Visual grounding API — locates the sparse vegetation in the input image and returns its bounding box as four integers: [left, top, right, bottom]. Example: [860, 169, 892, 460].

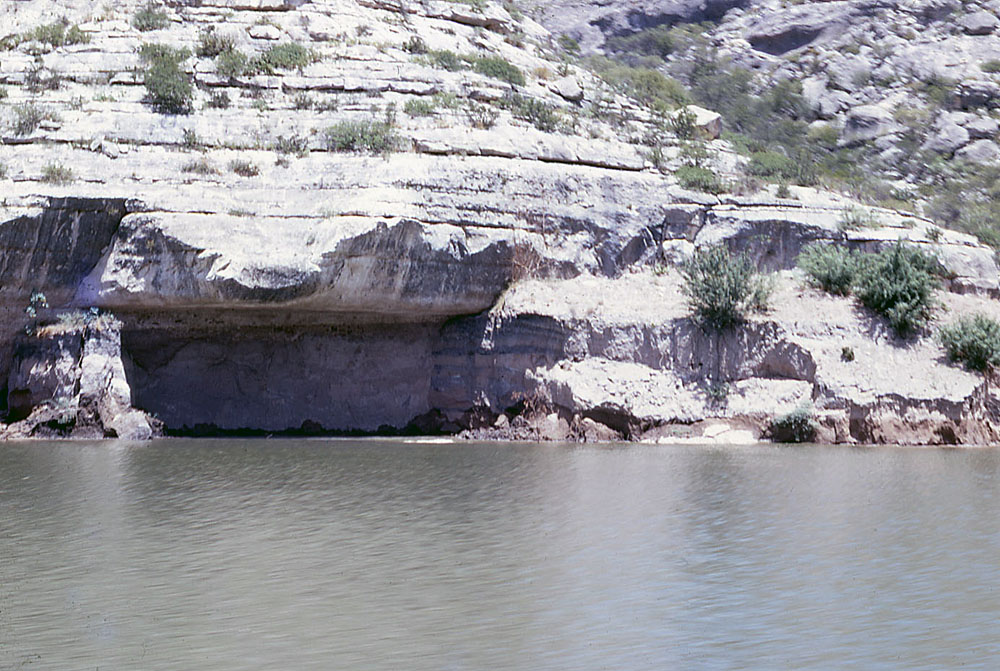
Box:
[215, 49, 249, 79]
[139, 43, 193, 114]
[228, 159, 260, 177]
[403, 98, 436, 116]
[272, 134, 309, 156]
[206, 91, 231, 109]
[768, 404, 817, 443]
[249, 43, 318, 75]
[680, 244, 771, 329]
[938, 314, 1000, 373]
[838, 205, 881, 231]
[26, 19, 90, 47]
[40, 163, 74, 184]
[12, 103, 46, 136]
[133, 2, 170, 32]
[499, 93, 560, 132]
[182, 157, 218, 174]
[472, 55, 525, 86]
[465, 102, 499, 129]
[675, 165, 724, 194]
[181, 128, 200, 149]
[196, 27, 236, 58]
[324, 115, 399, 154]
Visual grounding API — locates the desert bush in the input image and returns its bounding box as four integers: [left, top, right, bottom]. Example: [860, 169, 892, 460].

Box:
[26, 63, 62, 92]
[838, 205, 881, 231]
[133, 2, 170, 31]
[747, 150, 797, 179]
[324, 116, 399, 153]
[938, 314, 1000, 372]
[40, 163, 74, 184]
[403, 98, 436, 116]
[249, 43, 317, 74]
[420, 49, 464, 71]
[215, 49, 249, 79]
[593, 60, 689, 111]
[667, 107, 698, 139]
[12, 102, 45, 136]
[680, 244, 771, 329]
[853, 241, 939, 337]
[228, 159, 259, 177]
[139, 43, 193, 113]
[272, 134, 309, 156]
[797, 243, 858, 296]
[499, 93, 559, 132]
[182, 157, 218, 174]
[472, 55, 525, 86]
[768, 404, 817, 443]
[982, 60, 1000, 74]
[27, 20, 90, 47]
[675, 165, 724, 193]
[292, 93, 314, 110]
[0, 163, 7, 179]
[206, 91, 231, 109]
[196, 27, 235, 58]
[465, 102, 499, 129]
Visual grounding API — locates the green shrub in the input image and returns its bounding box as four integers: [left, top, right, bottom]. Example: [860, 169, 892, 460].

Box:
[228, 159, 259, 177]
[206, 91, 230, 109]
[499, 93, 559, 132]
[797, 243, 858, 296]
[982, 60, 1000, 74]
[675, 165, 725, 193]
[747, 150, 797, 179]
[853, 241, 939, 337]
[403, 98, 436, 116]
[465, 102, 499, 129]
[272, 134, 309, 156]
[680, 245, 771, 329]
[139, 43, 193, 113]
[215, 49, 248, 78]
[292, 93, 314, 110]
[473, 55, 525, 86]
[27, 20, 90, 47]
[938, 314, 1000, 372]
[667, 107, 698, 139]
[40, 163, 74, 184]
[249, 43, 317, 74]
[196, 27, 235, 58]
[12, 102, 45, 136]
[768, 404, 817, 443]
[422, 49, 465, 71]
[324, 117, 399, 153]
[181, 128, 200, 149]
[133, 2, 170, 31]
[593, 61, 689, 111]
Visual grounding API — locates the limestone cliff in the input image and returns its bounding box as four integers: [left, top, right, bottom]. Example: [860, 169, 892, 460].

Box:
[1, 0, 999, 443]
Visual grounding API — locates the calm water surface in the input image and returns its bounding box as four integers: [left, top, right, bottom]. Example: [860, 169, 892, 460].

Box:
[1, 439, 998, 670]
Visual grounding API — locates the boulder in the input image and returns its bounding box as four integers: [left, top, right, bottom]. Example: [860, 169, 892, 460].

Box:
[958, 10, 998, 35]
[958, 79, 1000, 110]
[964, 116, 1000, 139]
[841, 105, 899, 145]
[955, 139, 1000, 163]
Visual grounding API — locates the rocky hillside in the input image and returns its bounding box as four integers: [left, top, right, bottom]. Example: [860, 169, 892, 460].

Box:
[1, 0, 999, 444]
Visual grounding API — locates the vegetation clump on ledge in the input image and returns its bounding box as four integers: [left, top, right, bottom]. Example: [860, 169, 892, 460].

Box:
[680, 245, 771, 330]
[139, 43, 193, 114]
[938, 314, 1000, 373]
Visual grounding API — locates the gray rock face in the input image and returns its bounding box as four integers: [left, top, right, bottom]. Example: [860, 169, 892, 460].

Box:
[955, 138, 1000, 163]
[533, 0, 749, 51]
[959, 10, 998, 35]
[841, 105, 899, 145]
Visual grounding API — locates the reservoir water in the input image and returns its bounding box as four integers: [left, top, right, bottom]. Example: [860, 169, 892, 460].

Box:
[2, 439, 998, 670]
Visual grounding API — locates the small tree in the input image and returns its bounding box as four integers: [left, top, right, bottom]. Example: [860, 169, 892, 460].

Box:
[681, 245, 771, 329]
